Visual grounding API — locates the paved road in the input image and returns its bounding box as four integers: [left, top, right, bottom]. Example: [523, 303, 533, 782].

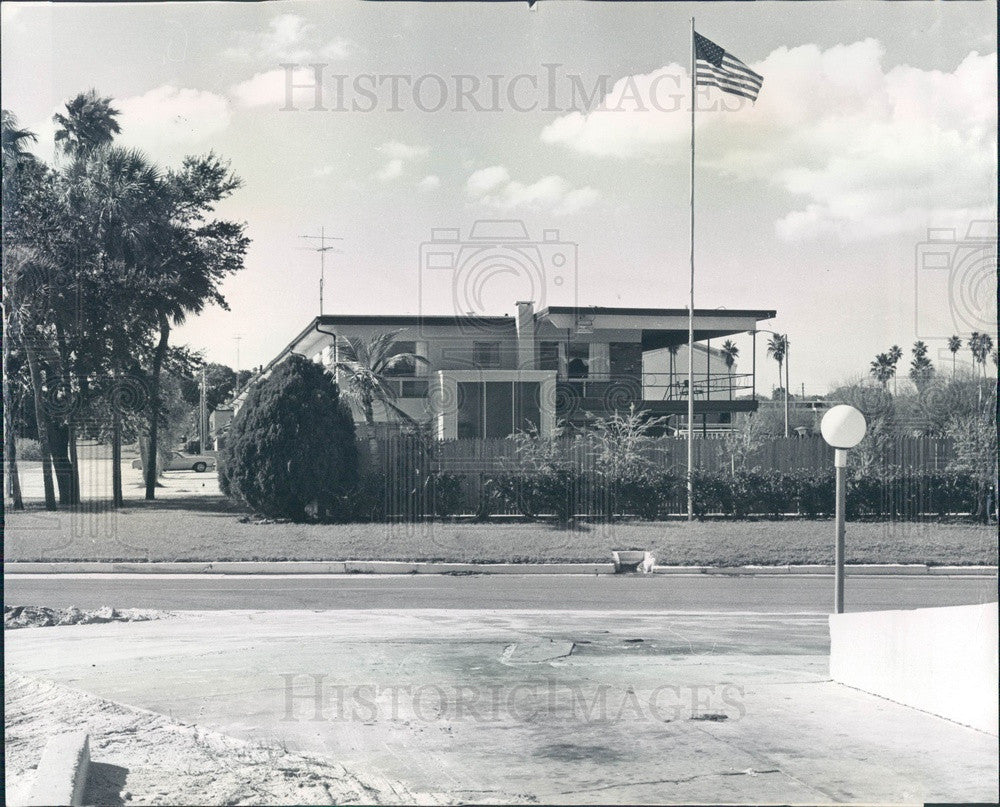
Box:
[5, 573, 996, 612]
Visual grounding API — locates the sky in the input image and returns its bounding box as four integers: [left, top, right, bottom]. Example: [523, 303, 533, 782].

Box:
[2, 0, 996, 394]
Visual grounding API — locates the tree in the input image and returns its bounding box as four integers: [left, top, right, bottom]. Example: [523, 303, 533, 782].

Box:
[53, 90, 121, 157]
[334, 331, 429, 427]
[219, 355, 358, 521]
[666, 344, 679, 400]
[766, 334, 787, 392]
[869, 353, 895, 389]
[1, 109, 38, 509]
[947, 335, 962, 380]
[969, 332, 994, 378]
[887, 344, 903, 394]
[720, 339, 739, 400]
[908, 340, 934, 391]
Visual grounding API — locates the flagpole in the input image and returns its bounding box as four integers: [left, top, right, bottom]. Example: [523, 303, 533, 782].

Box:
[687, 17, 696, 522]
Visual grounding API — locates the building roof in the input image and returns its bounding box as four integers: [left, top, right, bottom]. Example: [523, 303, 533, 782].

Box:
[538, 305, 777, 320]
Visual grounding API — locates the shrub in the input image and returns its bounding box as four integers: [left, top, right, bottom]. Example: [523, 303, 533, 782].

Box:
[14, 437, 42, 462]
[430, 473, 464, 518]
[219, 355, 358, 521]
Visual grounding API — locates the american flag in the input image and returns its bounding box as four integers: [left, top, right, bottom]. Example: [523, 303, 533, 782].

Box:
[695, 32, 763, 102]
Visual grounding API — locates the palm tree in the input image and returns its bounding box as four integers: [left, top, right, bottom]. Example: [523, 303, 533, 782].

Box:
[666, 344, 679, 400]
[1, 110, 37, 510]
[720, 339, 739, 400]
[53, 90, 121, 158]
[766, 334, 787, 394]
[887, 344, 902, 394]
[869, 353, 894, 389]
[969, 332, 993, 377]
[909, 340, 934, 391]
[947, 335, 962, 380]
[334, 331, 430, 428]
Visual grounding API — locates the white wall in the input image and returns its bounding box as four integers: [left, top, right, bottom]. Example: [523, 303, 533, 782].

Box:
[829, 603, 998, 735]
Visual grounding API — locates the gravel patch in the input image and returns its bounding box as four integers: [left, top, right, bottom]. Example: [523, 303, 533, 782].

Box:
[4, 606, 171, 630]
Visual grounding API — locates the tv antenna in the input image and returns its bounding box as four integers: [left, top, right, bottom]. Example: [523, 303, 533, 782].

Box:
[299, 227, 344, 315]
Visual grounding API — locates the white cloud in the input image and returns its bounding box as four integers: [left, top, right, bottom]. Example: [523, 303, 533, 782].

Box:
[232, 68, 293, 108]
[34, 86, 231, 159]
[466, 165, 599, 216]
[313, 165, 336, 178]
[380, 141, 428, 160]
[418, 175, 441, 191]
[375, 159, 404, 182]
[117, 86, 231, 148]
[466, 165, 511, 196]
[542, 41, 997, 239]
[225, 13, 352, 63]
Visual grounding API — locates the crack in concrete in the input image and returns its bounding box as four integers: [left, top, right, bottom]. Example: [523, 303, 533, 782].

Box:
[558, 767, 782, 794]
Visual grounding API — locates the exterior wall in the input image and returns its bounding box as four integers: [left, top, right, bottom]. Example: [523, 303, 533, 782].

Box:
[829, 603, 999, 735]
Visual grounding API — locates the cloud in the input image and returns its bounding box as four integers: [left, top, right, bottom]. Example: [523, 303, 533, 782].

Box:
[117, 86, 231, 148]
[34, 86, 231, 160]
[375, 159, 404, 182]
[225, 13, 351, 63]
[466, 165, 599, 216]
[380, 141, 428, 160]
[541, 41, 997, 239]
[313, 165, 336, 178]
[418, 175, 441, 191]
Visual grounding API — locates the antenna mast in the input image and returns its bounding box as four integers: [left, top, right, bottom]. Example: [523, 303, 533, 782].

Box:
[299, 227, 344, 315]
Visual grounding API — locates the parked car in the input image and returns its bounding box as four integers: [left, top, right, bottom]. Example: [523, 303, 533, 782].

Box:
[131, 451, 216, 472]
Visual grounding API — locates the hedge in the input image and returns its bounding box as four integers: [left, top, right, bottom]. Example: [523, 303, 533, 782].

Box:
[338, 468, 987, 522]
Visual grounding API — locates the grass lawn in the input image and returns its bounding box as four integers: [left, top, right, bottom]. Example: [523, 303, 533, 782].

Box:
[3, 497, 997, 565]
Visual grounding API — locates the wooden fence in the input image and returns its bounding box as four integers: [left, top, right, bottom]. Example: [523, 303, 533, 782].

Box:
[361, 435, 957, 475]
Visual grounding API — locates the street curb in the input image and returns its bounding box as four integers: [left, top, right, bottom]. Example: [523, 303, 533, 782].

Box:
[26, 731, 90, 807]
[4, 561, 997, 576]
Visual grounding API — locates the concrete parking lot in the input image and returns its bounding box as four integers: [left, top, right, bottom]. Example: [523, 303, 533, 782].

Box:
[5, 609, 997, 804]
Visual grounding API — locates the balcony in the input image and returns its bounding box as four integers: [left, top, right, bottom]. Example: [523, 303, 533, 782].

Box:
[555, 372, 758, 421]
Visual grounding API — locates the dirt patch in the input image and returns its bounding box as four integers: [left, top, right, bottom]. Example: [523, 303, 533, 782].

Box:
[4, 606, 171, 630]
[4, 674, 466, 805]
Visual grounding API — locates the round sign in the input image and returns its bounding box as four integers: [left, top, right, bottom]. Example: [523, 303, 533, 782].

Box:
[820, 405, 867, 449]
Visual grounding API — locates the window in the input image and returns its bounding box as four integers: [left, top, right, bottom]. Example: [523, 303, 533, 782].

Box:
[567, 342, 589, 379]
[609, 342, 642, 378]
[539, 341, 559, 371]
[473, 341, 501, 369]
[384, 341, 417, 376]
[456, 381, 541, 438]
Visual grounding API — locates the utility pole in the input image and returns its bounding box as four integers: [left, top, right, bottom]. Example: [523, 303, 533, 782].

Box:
[199, 365, 208, 451]
[299, 228, 344, 315]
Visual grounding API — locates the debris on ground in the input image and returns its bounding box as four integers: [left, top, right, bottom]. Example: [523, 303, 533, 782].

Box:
[4, 606, 171, 630]
[4, 674, 472, 805]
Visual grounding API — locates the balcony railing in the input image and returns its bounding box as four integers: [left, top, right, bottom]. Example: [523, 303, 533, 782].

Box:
[558, 372, 754, 404]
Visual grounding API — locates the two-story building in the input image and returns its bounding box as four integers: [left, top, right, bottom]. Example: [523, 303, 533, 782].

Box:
[247, 301, 776, 438]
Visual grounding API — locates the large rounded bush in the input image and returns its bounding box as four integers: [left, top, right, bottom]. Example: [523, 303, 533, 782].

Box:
[219, 355, 358, 520]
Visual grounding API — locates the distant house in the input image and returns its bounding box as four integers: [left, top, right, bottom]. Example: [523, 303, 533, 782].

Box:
[251, 302, 776, 439]
[208, 406, 233, 450]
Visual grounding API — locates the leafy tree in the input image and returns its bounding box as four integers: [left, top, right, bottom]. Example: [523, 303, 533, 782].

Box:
[219, 355, 358, 521]
[946, 384, 998, 523]
[334, 330, 429, 427]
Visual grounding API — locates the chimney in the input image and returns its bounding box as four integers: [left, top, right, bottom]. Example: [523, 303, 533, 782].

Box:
[515, 301, 536, 370]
